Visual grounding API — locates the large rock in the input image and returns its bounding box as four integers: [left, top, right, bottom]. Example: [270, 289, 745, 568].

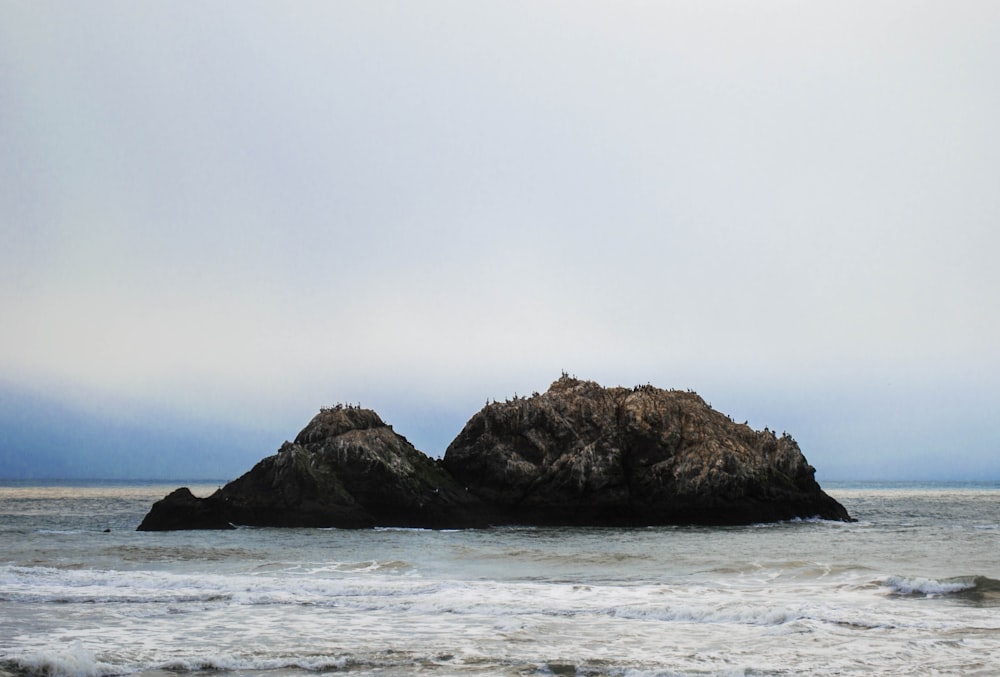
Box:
[138, 377, 852, 530]
[442, 375, 852, 525]
[138, 406, 488, 531]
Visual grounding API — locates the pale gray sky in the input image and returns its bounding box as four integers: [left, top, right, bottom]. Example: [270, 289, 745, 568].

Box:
[2, 1, 998, 479]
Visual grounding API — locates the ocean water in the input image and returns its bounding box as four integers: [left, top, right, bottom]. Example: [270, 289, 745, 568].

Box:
[1, 482, 999, 676]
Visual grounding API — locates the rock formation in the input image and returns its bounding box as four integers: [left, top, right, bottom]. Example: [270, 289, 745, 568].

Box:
[138, 406, 488, 530]
[137, 376, 851, 530]
[442, 375, 851, 525]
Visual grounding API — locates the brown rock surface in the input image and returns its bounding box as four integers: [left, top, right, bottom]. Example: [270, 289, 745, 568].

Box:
[442, 375, 852, 525]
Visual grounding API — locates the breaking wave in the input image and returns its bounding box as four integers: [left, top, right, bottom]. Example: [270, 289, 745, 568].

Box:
[882, 575, 1000, 603]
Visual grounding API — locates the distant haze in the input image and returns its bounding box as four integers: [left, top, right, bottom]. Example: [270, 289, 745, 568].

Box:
[2, 2, 998, 481]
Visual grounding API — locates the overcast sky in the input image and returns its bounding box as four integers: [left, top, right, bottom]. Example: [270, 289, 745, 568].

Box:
[2, 1, 998, 480]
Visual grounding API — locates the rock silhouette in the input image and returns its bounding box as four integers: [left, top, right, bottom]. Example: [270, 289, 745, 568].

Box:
[442, 375, 852, 525]
[139, 405, 487, 530]
[138, 376, 851, 530]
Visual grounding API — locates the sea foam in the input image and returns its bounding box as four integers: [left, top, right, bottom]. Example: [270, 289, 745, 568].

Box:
[882, 575, 981, 597]
[16, 643, 112, 677]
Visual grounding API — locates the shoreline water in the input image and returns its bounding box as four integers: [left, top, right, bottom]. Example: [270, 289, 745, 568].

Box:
[2, 481, 999, 675]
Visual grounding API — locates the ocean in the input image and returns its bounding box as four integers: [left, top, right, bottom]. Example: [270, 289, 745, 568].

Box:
[1, 482, 998, 676]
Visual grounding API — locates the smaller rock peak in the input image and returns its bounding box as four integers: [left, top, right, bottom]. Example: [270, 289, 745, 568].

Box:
[549, 372, 600, 393]
[294, 405, 386, 445]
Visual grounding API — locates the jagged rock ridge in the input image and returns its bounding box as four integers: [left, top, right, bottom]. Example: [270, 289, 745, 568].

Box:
[138, 405, 488, 530]
[442, 375, 851, 525]
[137, 377, 851, 530]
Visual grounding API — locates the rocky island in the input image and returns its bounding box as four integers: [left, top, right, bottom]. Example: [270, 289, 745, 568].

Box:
[138, 375, 852, 530]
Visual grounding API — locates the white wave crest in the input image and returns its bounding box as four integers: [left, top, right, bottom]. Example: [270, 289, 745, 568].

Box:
[15, 642, 114, 677]
[882, 575, 977, 597]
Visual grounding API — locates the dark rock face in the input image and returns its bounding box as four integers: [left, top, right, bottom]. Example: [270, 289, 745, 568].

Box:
[137, 406, 488, 531]
[139, 487, 235, 531]
[137, 377, 852, 530]
[442, 376, 852, 525]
